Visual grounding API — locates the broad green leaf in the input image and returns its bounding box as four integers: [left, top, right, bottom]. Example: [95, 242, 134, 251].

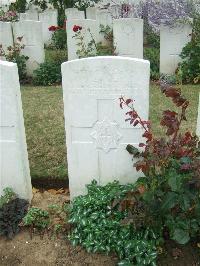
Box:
[172, 228, 190, 244]
[161, 192, 178, 211]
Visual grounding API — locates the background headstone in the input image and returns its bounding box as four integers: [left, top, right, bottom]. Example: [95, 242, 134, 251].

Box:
[62, 56, 150, 198]
[65, 8, 85, 20]
[86, 7, 97, 20]
[160, 21, 193, 75]
[19, 10, 39, 21]
[0, 60, 32, 201]
[13, 21, 45, 75]
[197, 94, 200, 137]
[0, 22, 13, 51]
[39, 9, 58, 44]
[113, 18, 143, 58]
[67, 19, 99, 61]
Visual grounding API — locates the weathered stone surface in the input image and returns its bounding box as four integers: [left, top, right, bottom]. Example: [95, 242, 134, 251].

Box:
[160, 22, 192, 75]
[197, 94, 200, 137]
[0, 60, 32, 201]
[0, 22, 13, 50]
[19, 10, 39, 21]
[65, 8, 85, 20]
[67, 19, 99, 61]
[39, 9, 58, 44]
[62, 56, 150, 198]
[13, 21, 45, 75]
[113, 18, 143, 58]
[86, 7, 97, 20]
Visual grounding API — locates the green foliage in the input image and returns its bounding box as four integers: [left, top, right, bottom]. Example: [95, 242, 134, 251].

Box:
[144, 47, 160, 80]
[23, 207, 50, 230]
[0, 188, 15, 208]
[33, 48, 67, 86]
[50, 28, 67, 50]
[9, 0, 27, 13]
[0, 188, 29, 239]
[0, 38, 28, 82]
[33, 62, 62, 86]
[178, 15, 200, 84]
[69, 180, 161, 265]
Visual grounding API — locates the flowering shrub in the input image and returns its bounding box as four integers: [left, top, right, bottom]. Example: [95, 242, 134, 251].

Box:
[48, 24, 67, 49]
[72, 25, 97, 58]
[0, 10, 18, 22]
[73, 24, 114, 58]
[73, 25, 82, 32]
[0, 37, 28, 82]
[119, 83, 200, 245]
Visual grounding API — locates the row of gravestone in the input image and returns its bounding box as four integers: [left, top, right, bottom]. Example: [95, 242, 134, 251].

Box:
[19, 6, 194, 75]
[0, 57, 200, 201]
[0, 5, 194, 76]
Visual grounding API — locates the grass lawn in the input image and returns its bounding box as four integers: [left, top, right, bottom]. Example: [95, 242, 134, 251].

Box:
[21, 84, 200, 181]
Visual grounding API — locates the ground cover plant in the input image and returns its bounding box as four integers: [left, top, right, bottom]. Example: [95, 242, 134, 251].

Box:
[0, 188, 29, 239]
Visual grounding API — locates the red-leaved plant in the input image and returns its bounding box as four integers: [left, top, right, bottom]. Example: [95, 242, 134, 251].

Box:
[119, 84, 200, 245]
[120, 84, 200, 179]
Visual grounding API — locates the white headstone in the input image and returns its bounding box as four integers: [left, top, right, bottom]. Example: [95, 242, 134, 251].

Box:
[19, 10, 39, 21]
[0, 22, 13, 51]
[39, 9, 58, 44]
[13, 21, 45, 75]
[67, 19, 99, 61]
[86, 7, 97, 20]
[0, 60, 32, 201]
[160, 22, 193, 75]
[62, 56, 150, 199]
[113, 18, 143, 58]
[196, 94, 200, 137]
[65, 8, 85, 20]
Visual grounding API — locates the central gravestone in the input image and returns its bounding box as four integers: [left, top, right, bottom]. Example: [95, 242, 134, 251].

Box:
[62, 56, 150, 198]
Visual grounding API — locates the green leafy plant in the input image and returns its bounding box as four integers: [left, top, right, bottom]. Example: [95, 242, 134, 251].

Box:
[9, 0, 27, 13]
[120, 83, 200, 245]
[23, 207, 50, 234]
[144, 47, 160, 80]
[69, 180, 161, 265]
[33, 62, 62, 85]
[0, 188, 29, 239]
[0, 188, 15, 208]
[0, 37, 28, 82]
[178, 14, 200, 84]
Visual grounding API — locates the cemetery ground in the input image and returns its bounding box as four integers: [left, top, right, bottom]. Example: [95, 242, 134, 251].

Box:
[0, 189, 199, 266]
[21, 83, 200, 182]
